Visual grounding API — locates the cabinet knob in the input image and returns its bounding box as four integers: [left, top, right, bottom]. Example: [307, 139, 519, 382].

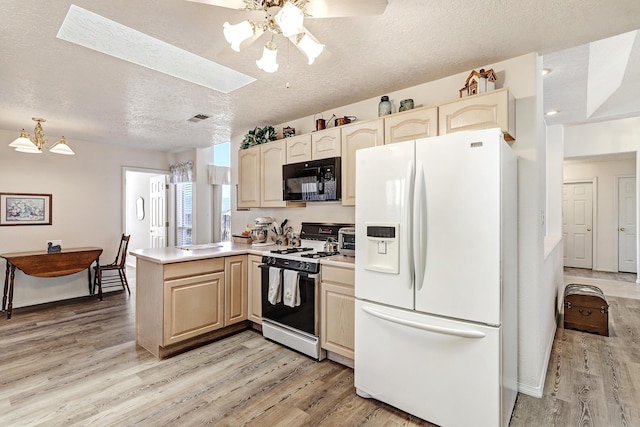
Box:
[620, 227, 626, 231]
[586, 228, 591, 231]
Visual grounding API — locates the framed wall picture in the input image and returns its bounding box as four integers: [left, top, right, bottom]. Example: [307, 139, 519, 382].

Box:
[0, 193, 52, 226]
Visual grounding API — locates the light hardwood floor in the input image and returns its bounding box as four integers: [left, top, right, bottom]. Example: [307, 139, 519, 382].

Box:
[2, 268, 639, 426]
[511, 269, 640, 426]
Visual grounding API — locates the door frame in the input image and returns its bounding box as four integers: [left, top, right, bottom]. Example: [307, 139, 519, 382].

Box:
[563, 178, 598, 269]
[615, 174, 637, 273]
[122, 167, 172, 260]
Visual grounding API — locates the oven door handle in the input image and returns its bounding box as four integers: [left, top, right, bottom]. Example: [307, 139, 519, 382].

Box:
[259, 264, 319, 279]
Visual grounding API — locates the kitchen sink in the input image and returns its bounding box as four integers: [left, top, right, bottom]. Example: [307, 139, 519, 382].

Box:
[176, 243, 223, 250]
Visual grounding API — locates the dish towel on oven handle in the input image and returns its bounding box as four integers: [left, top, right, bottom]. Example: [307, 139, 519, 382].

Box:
[283, 269, 300, 307]
[268, 267, 282, 304]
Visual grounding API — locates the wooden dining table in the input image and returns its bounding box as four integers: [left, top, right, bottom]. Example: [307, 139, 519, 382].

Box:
[0, 247, 103, 319]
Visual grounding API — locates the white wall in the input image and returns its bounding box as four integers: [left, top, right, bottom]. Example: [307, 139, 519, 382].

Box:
[564, 116, 640, 277]
[229, 52, 558, 397]
[564, 156, 636, 271]
[125, 170, 168, 266]
[0, 129, 169, 307]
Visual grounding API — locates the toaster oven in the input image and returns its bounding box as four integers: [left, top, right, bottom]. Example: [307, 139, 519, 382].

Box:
[338, 227, 356, 257]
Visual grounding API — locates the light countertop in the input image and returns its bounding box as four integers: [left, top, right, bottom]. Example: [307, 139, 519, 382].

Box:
[131, 243, 357, 269]
[321, 255, 355, 269]
[130, 242, 274, 264]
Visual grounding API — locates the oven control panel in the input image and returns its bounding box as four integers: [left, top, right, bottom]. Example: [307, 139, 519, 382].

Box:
[262, 256, 320, 274]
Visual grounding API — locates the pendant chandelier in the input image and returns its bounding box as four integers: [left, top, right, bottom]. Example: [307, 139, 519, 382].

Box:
[222, 1, 324, 73]
[9, 118, 75, 155]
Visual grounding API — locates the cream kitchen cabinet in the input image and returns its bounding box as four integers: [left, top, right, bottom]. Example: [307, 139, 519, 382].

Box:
[320, 264, 355, 361]
[311, 127, 341, 160]
[285, 128, 341, 164]
[384, 106, 438, 144]
[341, 119, 384, 206]
[285, 134, 312, 163]
[238, 140, 287, 208]
[224, 255, 248, 326]
[162, 258, 225, 347]
[136, 255, 254, 358]
[438, 88, 515, 142]
[247, 254, 263, 324]
[237, 145, 261, 208]
[260, 140, 287, 207]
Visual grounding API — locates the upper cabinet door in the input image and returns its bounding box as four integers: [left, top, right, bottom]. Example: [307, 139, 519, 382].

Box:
[260, 140, 287, 207]
[238, 145, 261, 208]
[286, 134, 312, 163]
[438, 88, 515, 142]
[384, 106, 438, 144]
[312, 128, 341, 160]
[341, 119, 384, 206]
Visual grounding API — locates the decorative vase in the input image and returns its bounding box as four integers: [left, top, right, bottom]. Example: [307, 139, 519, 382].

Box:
[378, 96, 392, 116]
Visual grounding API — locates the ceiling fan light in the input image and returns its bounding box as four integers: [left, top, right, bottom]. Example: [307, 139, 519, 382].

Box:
[296, 33, 324, 65]
[223, 20, 254, 52]
[9, 130, 37, 149]
[275, 2, 305, 37]
[49, 136, 75, 155]
[256, 42, 279, 73]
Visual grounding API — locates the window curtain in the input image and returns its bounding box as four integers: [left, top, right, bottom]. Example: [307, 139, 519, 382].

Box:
[207, 165, 230, 185]
[170, 161, 193, 184]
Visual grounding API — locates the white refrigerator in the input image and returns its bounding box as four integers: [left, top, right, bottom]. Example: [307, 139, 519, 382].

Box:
[354, 128, 518, 427]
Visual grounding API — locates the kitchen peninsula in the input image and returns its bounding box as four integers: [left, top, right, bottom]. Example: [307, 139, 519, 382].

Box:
[131, 242, 267, 358]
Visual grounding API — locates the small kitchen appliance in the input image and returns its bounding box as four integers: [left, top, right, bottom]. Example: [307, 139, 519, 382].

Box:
[282, 157, 341, 202]
[250, 217, 274, 245]
[338, 226, 356, 257]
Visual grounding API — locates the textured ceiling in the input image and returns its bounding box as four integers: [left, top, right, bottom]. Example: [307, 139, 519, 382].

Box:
[1, 0, 640, 152]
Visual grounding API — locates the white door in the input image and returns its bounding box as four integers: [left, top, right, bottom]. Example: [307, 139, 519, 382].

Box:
[415, 129, 503, 326]
[355, 300, 501, 427]
[618, 176, 637, 273]
[355, 141, 415, 310]
[150, 175, 167, 248]
[563, 182, 593, 269]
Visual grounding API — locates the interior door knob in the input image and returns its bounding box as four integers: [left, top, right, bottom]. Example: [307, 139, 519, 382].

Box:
[620, 227, 626, 231]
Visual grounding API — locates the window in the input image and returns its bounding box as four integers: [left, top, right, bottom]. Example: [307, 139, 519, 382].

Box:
[214, 143, 231, 241]
[176, 182, 193, 246]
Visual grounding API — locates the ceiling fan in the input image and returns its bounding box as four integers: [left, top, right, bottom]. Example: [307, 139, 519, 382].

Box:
[187, 0, 389, 72]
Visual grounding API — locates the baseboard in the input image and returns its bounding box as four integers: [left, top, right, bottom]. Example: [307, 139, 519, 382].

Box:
[517, 321, 557, 398]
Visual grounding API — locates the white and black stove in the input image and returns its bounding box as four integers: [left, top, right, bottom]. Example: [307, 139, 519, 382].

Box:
[261, 222, 350, 272]
[260, 222, 353, 360]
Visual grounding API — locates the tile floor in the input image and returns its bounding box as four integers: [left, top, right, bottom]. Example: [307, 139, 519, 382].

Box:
[563, 267, 640, 300]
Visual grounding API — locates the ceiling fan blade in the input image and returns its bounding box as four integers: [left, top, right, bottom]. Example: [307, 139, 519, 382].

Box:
[184, 0, 246, 10]
[305, 0, 388, 18]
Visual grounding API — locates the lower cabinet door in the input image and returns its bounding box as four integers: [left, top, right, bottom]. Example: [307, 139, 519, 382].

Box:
[247, 254, 263, 323]
[163, 272, 224, 345]
[225, 255, 248, 326]
[321, 282, 355, 359]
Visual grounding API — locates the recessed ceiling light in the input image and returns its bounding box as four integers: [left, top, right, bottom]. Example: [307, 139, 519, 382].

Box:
[542, 68, 552, 76]
[56, 5, 255, 94]
[545, 110, 559, 116]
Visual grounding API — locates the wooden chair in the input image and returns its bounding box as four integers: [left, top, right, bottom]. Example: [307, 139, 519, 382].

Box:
[93, 234, 131, 300]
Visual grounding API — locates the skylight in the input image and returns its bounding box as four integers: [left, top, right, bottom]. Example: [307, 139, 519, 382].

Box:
[56, 4, 256, 94]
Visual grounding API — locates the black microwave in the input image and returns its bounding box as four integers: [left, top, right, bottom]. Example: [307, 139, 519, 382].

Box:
[283, 157, 341, 202]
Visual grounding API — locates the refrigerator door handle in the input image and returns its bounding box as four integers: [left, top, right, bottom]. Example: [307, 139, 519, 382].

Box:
[361, 306, 486, 339]
[406, 161, 415, 288]
[413, 161, 427, 290]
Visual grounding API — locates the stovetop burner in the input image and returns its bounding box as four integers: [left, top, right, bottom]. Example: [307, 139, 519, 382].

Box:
[269, 247, 314, 254]
[300, 251, 340, 259]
